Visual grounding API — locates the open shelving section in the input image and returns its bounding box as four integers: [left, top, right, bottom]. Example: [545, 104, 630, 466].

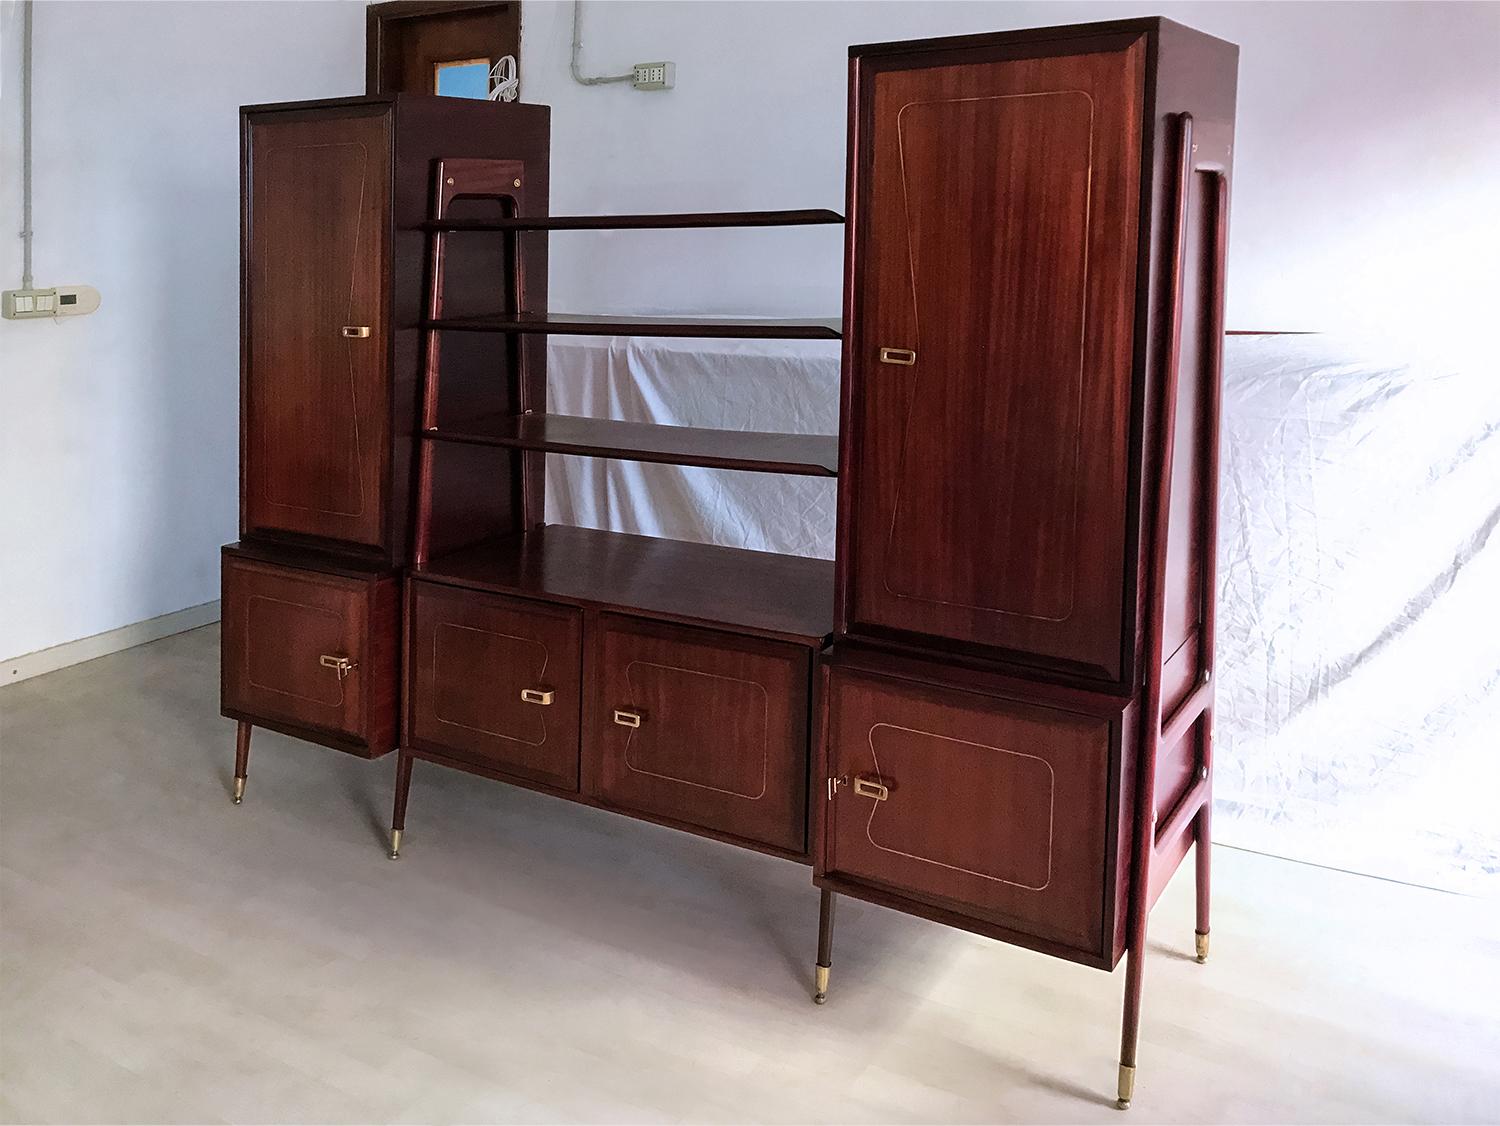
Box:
[423, 413, 838, 477]
[416, 524, 835, 646]
[419, 206, 845, 481]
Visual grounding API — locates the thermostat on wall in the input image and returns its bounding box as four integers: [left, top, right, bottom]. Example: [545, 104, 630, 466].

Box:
[2, 284, 101, 320]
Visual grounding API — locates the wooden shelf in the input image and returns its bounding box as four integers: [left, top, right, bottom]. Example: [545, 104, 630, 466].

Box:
[425, 413, 838, 477]
[418, 208, 844, 232]
[416, 525, 835, 646]
[424, 311, 842, 339]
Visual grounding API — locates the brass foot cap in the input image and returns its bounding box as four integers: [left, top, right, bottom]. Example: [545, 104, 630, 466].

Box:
[1195, 931, 1210, 964]
[232, 777, 246, 804]
[1117, 1064, 1136, 1110]
[813, 963, 830, 1005]
[387, 828, 402, 860]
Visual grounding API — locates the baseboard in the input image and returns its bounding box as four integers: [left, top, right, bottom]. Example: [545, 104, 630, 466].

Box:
[2, 600, 221, 685]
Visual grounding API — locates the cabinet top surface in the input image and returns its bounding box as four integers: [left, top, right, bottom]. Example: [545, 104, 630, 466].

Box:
[849, 16, 1236, 58]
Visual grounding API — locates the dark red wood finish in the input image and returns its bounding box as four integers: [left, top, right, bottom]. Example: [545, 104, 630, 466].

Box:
[821, 18, 1236, 1104]
[239, 93, 550, 565]
[592, 616, 810, 853]
[419, 525, 835, 646]
[408, 581, 583, 790]
[839, 33, 1145, 682]
[426, 311, 842, 339]
[243, 108, 391, 550]
[424, 412, 839, 477]
[221, 549, 399, 757]
[420, 208, 843, 231]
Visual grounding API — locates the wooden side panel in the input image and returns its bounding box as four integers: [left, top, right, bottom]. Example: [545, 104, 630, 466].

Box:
[593, 617, 809, 853]
[844, 37, 1145, 680]
[222, 554, 397, 752]
[409, 582, 582, 790]
[244, 108, 391, 549]
[822, 667, 1115, 955]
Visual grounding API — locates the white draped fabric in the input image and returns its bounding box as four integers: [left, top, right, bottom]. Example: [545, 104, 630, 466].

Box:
[543, 333, 1500, 895]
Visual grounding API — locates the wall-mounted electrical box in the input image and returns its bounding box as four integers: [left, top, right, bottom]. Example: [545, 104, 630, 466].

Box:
[2, 285, 101, 320]
[631, 61, 675, 91]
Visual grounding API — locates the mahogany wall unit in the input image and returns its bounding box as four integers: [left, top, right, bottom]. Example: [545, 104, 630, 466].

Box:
[223, 93, 549, 787]
[221, 16, 1235, 1110]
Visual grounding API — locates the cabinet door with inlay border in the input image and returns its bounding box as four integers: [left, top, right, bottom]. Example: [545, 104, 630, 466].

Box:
[822, 667, 1113, 954]
[244, 107, 391, 550]
[844, 35, 1147, 679]
[221, 553, 397, 754]
[593, 616, 809, 854]
[409, 582, 582, 791]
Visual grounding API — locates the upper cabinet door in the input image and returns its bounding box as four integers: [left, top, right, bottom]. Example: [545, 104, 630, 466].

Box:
[244, 109, 391, 550]
[845, 38, 1146, 680]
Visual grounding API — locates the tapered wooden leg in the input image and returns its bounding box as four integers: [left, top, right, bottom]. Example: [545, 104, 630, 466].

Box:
[1118, 944, 1144, 1109]
[813, 889, 836, 1004]
[232, 721, 251, 804]
[1194, 805, 1212, 963]
[1195, 722, 1214, 963]
[389, 750, 413, 859]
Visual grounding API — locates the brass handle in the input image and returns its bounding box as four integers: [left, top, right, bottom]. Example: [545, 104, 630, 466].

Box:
[519, 688, 554, 706]
[319, 654, 357, 680]
[853, 776, 888, 801]
[341, 325, 371, 338]
[879, 347, 916, 366]
[613, 709, 642, 729]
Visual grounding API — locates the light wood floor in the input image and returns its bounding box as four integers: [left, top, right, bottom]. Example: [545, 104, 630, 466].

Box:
[2, 625, 1497, 1124]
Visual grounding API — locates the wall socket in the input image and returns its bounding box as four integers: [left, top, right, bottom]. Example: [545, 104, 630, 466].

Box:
[2, 285, 101, 320]
[631, 61, 675, 91]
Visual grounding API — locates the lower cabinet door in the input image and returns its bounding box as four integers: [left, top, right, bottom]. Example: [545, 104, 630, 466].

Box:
[409, 582, 582, 791]
[823, 668, 1112, 955]
[594, 616, 810, 853]
[221, 554, 396, 753]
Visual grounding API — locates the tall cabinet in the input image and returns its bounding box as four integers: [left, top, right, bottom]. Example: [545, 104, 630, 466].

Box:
[820, 19, 1236, 1108]
[222, 94, 549, 785]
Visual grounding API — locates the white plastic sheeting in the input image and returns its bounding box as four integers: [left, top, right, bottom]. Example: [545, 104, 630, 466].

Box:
[544, 334, 1500, 895]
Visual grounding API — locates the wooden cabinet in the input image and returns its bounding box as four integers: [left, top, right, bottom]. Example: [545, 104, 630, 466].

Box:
[221, 549, 398, 756]
[225, 94, 550, 788]
[592, 617, 809, 853]
[238, 94, 551, 563]
[842, 41, 1145, 681]
[821, 667, 1118, 957]
[243, 109, 391, 550]
[408, 581, 582, 790]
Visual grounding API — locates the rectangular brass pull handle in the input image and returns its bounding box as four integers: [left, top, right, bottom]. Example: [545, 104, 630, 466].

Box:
[319, 654, 356, 680]
[519, 688, 555, 706]
[879, 347, 916, 366]
[613, 709, 642, 729]
[341, 325, 371, 338]
[853, 776, 888, 801]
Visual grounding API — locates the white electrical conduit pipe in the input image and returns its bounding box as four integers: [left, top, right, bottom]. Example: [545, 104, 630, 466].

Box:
[570, 0, 632, 86]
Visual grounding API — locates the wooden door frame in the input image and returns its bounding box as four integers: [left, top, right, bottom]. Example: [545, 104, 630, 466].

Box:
[366, 0, 522, 96]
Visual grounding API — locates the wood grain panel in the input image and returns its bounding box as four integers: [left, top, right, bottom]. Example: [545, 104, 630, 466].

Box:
[223, 555, 372, 744]
[409, 581, 582, 790]
[844, 39, 1145, 679]
[823, 667, 1112, 954]
[244, 109, 390, 548]
[593, 617, 809, 853]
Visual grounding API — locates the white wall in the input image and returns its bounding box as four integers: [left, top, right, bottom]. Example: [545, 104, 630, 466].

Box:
[522, 0, 1500, 342]
[0, 1, 364, 662]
